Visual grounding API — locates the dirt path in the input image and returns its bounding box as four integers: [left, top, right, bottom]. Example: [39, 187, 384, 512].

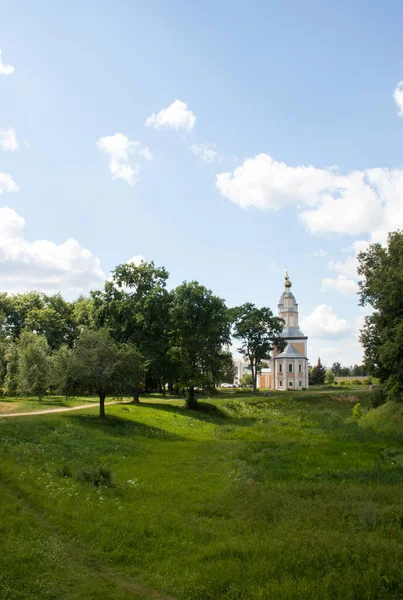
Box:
[0, 400, 130, 418]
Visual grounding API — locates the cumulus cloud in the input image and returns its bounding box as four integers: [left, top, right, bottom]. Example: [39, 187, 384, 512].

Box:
[301, 304, 352, 339]
[0, 207, 105, 296]
[321, 233, 389, 297]
[308, 249, 328, 257]
[216, 153, 403, 237]
[394, 81, 403, 117]
[97, 133, 152, 186]
[190, 143, 218, 164]
[146, 100, 196, 131]
[0, 128, 18, 152]
[0, 173, 19, 193]
[126, 255, 146, 266]
[0, 49, 14, 75]
[321, 275, 358, 297]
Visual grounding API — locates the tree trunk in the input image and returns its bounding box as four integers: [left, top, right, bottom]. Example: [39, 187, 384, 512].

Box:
[251, 359, 257, 393]
[99, 394, 106, 419]
[168, 381, 174, 395]
[186, 385, 198, 409]
[132, 388, 140, 404]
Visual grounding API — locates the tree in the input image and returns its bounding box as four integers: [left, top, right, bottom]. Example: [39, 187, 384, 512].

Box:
[309, 357, 326, 385]
[51, 345, 78, 397]
[92, 261, 171, 392]
[231, 303, 285, 393]
[4, 342, 19, 396]
[66, 329, 121, 419]
[217, 350, 236, 384]
[325, 369, 335, 385]
[169, 281, 230, 408]
[331, 362, 342, 376]
[17, 332, 51, 400]
[241, 373, 253, 387]
[116, 343, 147, 403]
[358, 231, 403, 400]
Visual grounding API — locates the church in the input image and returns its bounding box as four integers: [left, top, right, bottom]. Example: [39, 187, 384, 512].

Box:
[258, 272, 309, 390]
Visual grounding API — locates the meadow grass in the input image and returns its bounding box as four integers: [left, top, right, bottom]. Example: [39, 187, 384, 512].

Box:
[0, 390, 402, 599]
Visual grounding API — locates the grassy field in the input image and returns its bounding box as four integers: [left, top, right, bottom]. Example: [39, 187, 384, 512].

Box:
[1, 389, 403, 600]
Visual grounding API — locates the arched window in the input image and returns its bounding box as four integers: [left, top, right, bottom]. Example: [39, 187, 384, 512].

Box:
[299, 364, 302, 372]
[278, 363, 282, 373]
[279, 380, 283, 387]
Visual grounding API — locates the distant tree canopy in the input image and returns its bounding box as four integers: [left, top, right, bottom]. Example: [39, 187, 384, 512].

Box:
[358, 231, 403, 401]
[0, 262, 291, 415]
[330, 362, 367, 377]
[231, 303, 285, 393]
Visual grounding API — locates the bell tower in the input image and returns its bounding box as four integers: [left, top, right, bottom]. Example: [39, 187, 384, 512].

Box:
[271, 271, 309, 390]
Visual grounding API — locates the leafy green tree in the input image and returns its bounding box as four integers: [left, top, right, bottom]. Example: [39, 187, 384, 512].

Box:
[92, 261, 171, 391]
[0, 291, 43, 339]
[231, 303, 285, 393]
[331, 362, 342, 376]
[116, 343, 147, 403]
[66, 329, 121, 419]
[169, 281, 230, 408]
[241, 373, 253, 387]
[217, 350, 236, 384]
[325, 369, 335, 385]
[4, 342, 19, 396]
[358, 231, 403, 400]
[17, 332, 51, 400]
[309, 357, 326, 385]
[51, 345, 77, 397]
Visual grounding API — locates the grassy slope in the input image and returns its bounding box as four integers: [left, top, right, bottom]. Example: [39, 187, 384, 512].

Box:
[0, 390, 403, 600]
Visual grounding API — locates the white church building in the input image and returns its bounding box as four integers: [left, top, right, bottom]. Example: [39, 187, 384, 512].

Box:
[258, 272, 309, 390]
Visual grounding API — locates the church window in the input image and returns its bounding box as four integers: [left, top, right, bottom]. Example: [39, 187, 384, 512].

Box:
[278, 364, 282, 373]
[279, 380, 283, 387]
[299, 364, 302, 372]
[289, 363, 293, 373]
[299, 380, 302, 387]
[289, 381, 293, 387]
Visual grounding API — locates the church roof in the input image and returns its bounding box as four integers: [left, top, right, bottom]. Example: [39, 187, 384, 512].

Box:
[280, 326, 306, 338]
[275, 343, 304, 359]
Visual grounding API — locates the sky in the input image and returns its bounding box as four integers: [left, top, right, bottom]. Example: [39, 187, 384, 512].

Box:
[1, 0, 403, 367]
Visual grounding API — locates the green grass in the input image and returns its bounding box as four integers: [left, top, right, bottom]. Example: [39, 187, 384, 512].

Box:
[0, 395, 100, 415]
[1, 390, 403, 600]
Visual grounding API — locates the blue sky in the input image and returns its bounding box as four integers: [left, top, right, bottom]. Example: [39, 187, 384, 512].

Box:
[1, 0, 403, 366]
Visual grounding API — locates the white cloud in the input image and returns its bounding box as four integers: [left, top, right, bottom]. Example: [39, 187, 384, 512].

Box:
[216, 153, 403, 237]
[127, 255, 146, 266]
[0, 207, 105, 296]
[308, 249, 328, 257]
[190, 143, 218, 164]
[321, 275, 358, 297]
[146, 100, 196, 131]
[301, 304, 352, 339]
[0, 49, 14, 75]
[0, 173, 19, 194]
[0, 128, 18, 152]
[394, 81, 403, 117]
[97, 133, 152, 186]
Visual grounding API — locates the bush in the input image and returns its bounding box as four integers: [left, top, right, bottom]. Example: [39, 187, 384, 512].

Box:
[74, 465, 113, 487]
[352, 403, 362, 418]
[352, 379, 363, 386]
[371, 386, 387, 408]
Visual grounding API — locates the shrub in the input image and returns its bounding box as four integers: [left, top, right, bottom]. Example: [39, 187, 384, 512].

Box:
[352, 403, 362, 418]
[352, 379, 363, 386]
[74, 465, 113, 487]
[371, 386, 387, 408]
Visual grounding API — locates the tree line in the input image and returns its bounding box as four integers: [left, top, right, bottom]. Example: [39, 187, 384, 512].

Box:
[0, 261, 286, 417]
